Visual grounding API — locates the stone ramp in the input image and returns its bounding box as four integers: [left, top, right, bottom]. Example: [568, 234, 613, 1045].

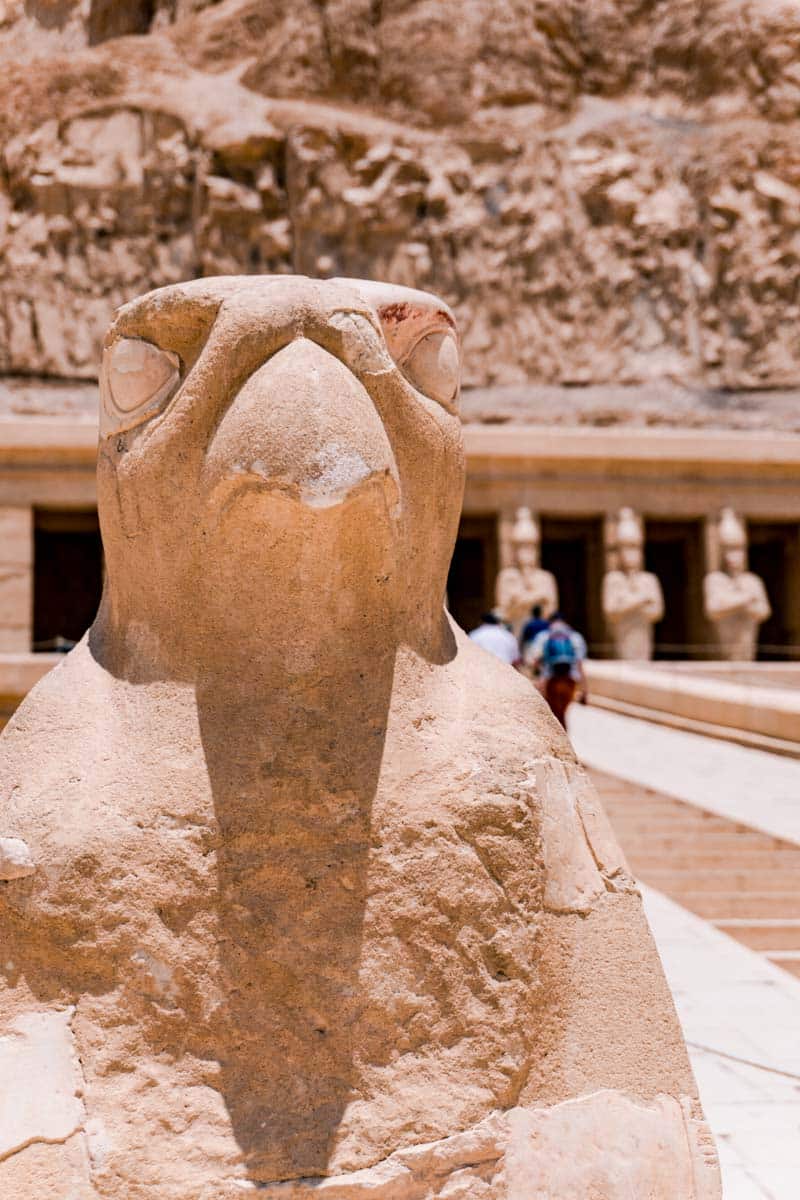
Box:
[639, 885, 800, 1200]
[591, 768, 800, 979]
[568, 703, 800, 847]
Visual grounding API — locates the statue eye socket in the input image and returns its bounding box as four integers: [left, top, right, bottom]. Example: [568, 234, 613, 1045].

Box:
[400, 330, 460, 412]
[100, 337, 181, 437]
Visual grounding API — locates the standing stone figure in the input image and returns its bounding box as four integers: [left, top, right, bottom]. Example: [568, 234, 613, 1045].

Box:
[602, 507, 664, 660]
[704, 508, 770, 661]
[0, 277, 719, 1198]
[495, 506, 558, 635]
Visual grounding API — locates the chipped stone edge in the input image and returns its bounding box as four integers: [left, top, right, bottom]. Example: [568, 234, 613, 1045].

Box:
[230, 1089, 719, 1198]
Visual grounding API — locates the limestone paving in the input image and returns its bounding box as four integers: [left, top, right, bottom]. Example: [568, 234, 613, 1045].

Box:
[569, 706, 800, 1199]
[642, 887, 800, 1200]
[590, 769, 800, 980]
[569, 704, 800, 846]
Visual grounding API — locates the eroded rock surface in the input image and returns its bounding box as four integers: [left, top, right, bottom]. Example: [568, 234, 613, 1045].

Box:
[0, 836, 34, 879]
[2, 2, 800, 392]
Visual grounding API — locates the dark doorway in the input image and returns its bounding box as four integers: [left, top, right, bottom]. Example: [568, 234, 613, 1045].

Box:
[446, 515, 498, 634]
[539, 517, 605, 654]
[644, 519, 705, 659]
[748, 522, 800, 660]
[33, 510, 104, 650]
[88, 0, 155, 44]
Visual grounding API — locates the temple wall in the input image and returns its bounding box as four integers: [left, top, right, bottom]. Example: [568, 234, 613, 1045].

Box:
[0, 507, 32, 652]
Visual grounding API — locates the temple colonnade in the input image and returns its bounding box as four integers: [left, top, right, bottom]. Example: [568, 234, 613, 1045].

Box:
[0, 409, 797, 662]
[450, 425, 800, 661]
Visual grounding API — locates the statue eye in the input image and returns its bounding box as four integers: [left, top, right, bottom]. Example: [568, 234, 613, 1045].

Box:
[100, 337, 181, 437]
[400, 330, 460, 413]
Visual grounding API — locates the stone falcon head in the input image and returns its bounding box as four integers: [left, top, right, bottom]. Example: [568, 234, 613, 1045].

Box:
[95, 276, 465, 675]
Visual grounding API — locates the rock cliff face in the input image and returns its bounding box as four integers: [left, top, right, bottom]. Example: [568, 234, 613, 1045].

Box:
[2, 0, 800, 390]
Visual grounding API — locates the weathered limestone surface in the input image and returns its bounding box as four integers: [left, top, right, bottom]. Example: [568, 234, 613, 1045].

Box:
[3, 2, 800, 392]
[0, 834, 34, 879]
[459, 382, 800, 434]
[0, 507, 32, 652]
[0, 276, 720, 1196]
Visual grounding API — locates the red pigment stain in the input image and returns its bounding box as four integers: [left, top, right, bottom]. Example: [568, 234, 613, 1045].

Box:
[378, 302, 414, 324]
[378, 302, 455, 329]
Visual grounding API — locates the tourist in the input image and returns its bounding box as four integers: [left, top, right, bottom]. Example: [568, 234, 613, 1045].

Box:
[469, 611, 521, 666]
[520, 604, 550, 673]
[530, 613, 588, 728]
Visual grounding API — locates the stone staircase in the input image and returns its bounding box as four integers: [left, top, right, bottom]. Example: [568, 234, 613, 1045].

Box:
[590, 768, 800, 979]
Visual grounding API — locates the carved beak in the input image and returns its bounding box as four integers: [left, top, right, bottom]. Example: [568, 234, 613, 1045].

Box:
[203, 337, 400, 515]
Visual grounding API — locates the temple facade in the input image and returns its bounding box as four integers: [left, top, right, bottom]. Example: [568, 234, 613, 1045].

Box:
[1, 379, 800, 664]
[451, 386, 800, 661]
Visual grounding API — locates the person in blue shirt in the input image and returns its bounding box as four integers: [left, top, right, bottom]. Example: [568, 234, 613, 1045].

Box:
[530, 613, 588, 728]
[520, 605, 550, 674]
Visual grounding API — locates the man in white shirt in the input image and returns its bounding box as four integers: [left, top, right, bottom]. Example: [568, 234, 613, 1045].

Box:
[468, 612, 520, 666]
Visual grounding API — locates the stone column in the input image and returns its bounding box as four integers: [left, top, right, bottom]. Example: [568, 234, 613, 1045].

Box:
[496, 509, 516, 575]
[0, 507, 32, 652]
[703, 514, 721, 576]
[603, 513, 620, 575]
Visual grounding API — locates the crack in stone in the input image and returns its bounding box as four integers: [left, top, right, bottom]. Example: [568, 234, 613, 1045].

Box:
[0, 1124, 84, 1166]
[0, 1004, 92, 1183]
[227, 1110, 507, 1192]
